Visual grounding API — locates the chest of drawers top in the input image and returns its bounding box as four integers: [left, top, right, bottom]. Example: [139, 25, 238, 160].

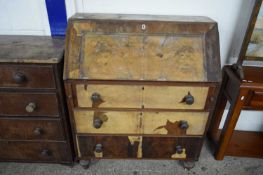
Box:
[0, 35, 64, 64]
[64, 13, 221, 82]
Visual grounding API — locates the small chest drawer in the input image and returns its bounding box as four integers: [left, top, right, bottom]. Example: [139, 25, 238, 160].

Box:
[77, 135, 202, 159]
[0, 118, 65, 140]
[76, 84, 141, 108]
[0, 65, 55, 89]
[0, 141, 71, 162]
[143, 86, 209, 109]
[0, 92, 59, 117]
[74, 110, 208, 136]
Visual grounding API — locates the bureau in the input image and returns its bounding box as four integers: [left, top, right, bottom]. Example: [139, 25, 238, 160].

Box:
[0, 36, 73, 163]
[64, 13, 221, 169]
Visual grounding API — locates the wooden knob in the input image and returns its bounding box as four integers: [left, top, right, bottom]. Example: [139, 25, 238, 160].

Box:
[91, 92, 101, 103]
[175, 145, 183, 154]
[93, 118, 103, 129]
[94, 144, 103, 153]
[33, 127, 43, 136]
[40, 149, 52, 156]
[25, 102, 37, 113]
[179, 120, 189, 129]
[13, 72, 26, 84]
[184, 92, 194, 105]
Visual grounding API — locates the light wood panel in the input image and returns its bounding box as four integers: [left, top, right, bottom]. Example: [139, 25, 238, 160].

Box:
[143, 86, 209, 109]
[74, 110, 141, 134]
[76, 84, 142, 108]
[143, 112, 209, 135]
[77, 34, 206, 81]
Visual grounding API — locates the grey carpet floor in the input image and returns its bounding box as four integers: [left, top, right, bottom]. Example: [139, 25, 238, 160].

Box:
[0, 142, 262, 175]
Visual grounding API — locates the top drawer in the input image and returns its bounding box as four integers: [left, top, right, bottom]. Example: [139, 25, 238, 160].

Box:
[0, 65, 56, 89]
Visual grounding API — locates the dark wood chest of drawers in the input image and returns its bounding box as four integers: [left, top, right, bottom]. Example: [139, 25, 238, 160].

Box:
[0, 36, 73, 163]
[64, 13, 221, 166]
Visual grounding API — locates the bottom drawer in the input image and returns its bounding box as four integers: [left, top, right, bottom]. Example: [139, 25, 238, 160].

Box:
[0, 141, 72, 163]
[77, 135, 202, 160]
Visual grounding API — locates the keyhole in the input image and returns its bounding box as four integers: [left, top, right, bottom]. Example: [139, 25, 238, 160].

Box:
[142, 24, 146, 30]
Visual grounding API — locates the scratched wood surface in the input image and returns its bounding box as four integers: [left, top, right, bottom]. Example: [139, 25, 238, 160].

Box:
[143, 86, 209, 109]
[64, 13, 221, 82]
[143, 112, 209, 135]
[0, 36, 64, 63]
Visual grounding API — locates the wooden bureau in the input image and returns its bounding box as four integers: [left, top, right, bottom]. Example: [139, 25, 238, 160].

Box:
[0, 36, 73, 163]
[63, 13, 221, 168]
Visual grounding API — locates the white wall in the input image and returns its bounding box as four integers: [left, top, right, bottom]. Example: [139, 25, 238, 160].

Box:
[0, 0, 50, 35]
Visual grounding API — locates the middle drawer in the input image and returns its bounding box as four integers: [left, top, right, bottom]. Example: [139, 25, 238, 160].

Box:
[0, 92, 59, 117]
[76, 84, 209, 110]
[0, 118, 65, 141]
[74, 110, 209, 136]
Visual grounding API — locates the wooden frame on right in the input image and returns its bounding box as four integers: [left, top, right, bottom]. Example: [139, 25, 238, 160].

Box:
[208, 0, 263, 160]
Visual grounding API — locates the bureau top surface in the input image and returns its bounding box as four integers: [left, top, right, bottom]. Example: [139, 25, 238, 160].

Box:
[71, 13, 215, 23]
[0, 36, 64, 64]
[64, 13, 221, 82]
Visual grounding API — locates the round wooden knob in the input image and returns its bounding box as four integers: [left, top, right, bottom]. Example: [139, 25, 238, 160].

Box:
[91, 92, 101, 103]
[40, 149, 52, 156]
[179, 120, 189, 129]
[184, 92, 194, 105]
[175, 145, 183, 154]
[94, 144, 103, 153]
[25, 102, 37, 113]
[93, 118, 103, 129]
[13, 72, 26, 84]
[33, 127, 43, 136]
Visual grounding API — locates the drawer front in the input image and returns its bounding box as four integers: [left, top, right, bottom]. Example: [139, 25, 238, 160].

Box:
[0, 118, 65, 140]
[70, 33, 206, 82]
[74, 110, 208, 136]
[143, 112, 209, 136]
[0, 93, 59, 117]
[0, 65, 55, 89]
[143, 86, 209, 109]
[0, 141, 72, 162]
[77, 135, 202, 159]
[76, 84, 142, 108]
[74, 110, 141, 134]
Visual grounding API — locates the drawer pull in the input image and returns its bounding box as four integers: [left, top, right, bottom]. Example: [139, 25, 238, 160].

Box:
[179, 120, 189, 129]
[183, 92, 194, 105]
[94, 143, 103, 153]
[40, 149, 52, 157]
[175, 145, 183, 154]
[13, 72, 27, 84]
[91, 93, 101, 103]
[33, 127, 43, 136]
[25, 102, 37, 113]
[93, 118, 103, 129]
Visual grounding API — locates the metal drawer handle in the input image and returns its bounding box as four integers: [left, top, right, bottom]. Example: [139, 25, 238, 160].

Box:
[40, 149, 52, 157]
[183, 92, 194, 105]
[91, 92, 101, 103]
[33, 127, 43, 136]
[179, 120, 189, 129]
[93, 117, 103, 129]
[13, 72, 26, 84]
[25, 102, 37, 113]
[94, 144, 103, 153]
[175, 145, 183, 154]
